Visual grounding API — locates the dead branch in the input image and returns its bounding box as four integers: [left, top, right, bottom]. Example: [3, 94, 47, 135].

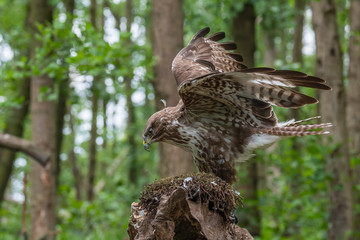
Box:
[0, 133, 49, 166]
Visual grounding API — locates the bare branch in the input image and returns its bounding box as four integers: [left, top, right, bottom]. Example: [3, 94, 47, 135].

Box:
[0, 133, 49, 166]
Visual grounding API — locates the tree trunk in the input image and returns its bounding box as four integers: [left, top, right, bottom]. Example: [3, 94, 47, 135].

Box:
[293, 0, 305, 64]
[232, 2, 260, 236]
[30, 77, 57, 240]
[232, 3, 255, 68]
[54, 73, 67, 192]
[28, 0, 56, 239]
[86, 0, 99, 202]
[87, 92, 98, 202]
[290, 0, 305, 148]
[290, 0, 305, 151]
[151, 0, 193, 177]
[263, 32, 277, 66]
[68, 109, 83, 201]
[347, 0, 360, 234]
[124, 0, 138, 184]
[102, 98, 108, 150]
[0, 78, 30, 206]
[0, 1, 32, 207]
[311, 1, 353, 239]
[54, 0, 75, 195]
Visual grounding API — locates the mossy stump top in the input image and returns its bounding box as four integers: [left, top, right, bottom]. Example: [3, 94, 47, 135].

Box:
[128, 172, 253, 240]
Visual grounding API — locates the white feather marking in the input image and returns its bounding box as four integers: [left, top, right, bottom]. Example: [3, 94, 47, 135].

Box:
[277, 119, 295, 127]
[252, 79, 294, 87]
[246, 134, 279, 151]
[172, 120, 180, 126]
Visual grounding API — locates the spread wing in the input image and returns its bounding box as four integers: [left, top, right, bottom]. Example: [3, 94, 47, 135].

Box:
[178, 69, 330, 128]
[173, 27, 330, 128]
[171, 27, 247, 86]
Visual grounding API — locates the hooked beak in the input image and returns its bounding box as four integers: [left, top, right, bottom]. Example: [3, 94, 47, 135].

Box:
[143, 138, 151, 152]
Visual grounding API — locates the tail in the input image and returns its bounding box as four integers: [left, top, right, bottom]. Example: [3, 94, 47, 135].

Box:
[256, 116, 332, 136]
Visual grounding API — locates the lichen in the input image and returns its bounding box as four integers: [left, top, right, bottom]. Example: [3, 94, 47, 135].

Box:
[139, 172, 242, 223]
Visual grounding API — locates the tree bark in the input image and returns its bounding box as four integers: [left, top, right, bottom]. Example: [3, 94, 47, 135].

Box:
[232, 2, 260, 236]
[86, 0, 99, 202]
[124, 0, 138, 184]
[28, 0, 56, 239]
[290, 0, 305, 151]
[0, 77, 30, 205]
[232, 3, 256, 68]
[263, 31, 277, 66]
[54, 0, 75, 195]
[0, 1, 32, 206]
[68, 109, 83, 201]
[30, 76, 57, 240]
[311, 0, 353, 239]
[87, 91, 99, 202]
[293, 0, 305, 64]
[151, 0, 193, 178]
[347, 0, 360, 233]
[102, 98, 108, 150]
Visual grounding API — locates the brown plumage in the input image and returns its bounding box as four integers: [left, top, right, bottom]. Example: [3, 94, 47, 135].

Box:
[143, 27, 331, 184]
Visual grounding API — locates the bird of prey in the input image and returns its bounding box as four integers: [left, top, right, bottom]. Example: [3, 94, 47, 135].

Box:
[143, 27, 331, 184]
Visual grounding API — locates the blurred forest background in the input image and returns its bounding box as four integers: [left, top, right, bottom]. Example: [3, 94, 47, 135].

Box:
[0, 0, 359, 239]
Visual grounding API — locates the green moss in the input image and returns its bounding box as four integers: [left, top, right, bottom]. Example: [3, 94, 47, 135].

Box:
[139, 172, 242, 223]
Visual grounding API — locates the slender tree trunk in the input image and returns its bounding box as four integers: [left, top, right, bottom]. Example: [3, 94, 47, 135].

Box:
[284, 2, 306, 237]
[102, 98, 108, 150]
[54, 77, 67, 191]
[232, 2, 260, 236]
[311, 1, 353, 239]
[54, 0, 76, 193]
[0, 2, 31, 207]
[0, 78, 30, 205]
[347, 0, 360, 234]
[22, 172, 28, 239]
[68, 109, 82, 201]
[28, 0, 56, 239]
[87, 92, 98, 202]
[232, 3, 255, 68]
[124, 0, 138, 184]
[290, 0, 305, 149]
[86, 0, 99, 202]
[30, 77, 57, 240]
[151, 0, 193, 177]
[263, 32, 277, 66]
[54, 0, 75, 194]
[293, 0, 305, 64]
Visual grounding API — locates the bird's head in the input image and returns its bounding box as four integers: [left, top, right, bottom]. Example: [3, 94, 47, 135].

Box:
[142, 110, 168, 151]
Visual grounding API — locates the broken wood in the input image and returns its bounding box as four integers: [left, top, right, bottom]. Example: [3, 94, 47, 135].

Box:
[128, 173, 253, 240]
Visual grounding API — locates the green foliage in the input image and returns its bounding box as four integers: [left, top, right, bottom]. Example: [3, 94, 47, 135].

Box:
[255, 137, 329, 240]
[0, 0, 354, 239]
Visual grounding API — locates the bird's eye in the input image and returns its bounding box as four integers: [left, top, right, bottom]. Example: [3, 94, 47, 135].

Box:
[148, 128, 153, 134]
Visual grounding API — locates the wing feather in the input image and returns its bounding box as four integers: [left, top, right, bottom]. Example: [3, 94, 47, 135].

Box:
[172, 27, 247, 85]
[179, 70, 330, 127]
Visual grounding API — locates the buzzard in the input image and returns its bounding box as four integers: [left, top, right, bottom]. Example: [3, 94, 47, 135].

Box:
[143, 27, 331, 184]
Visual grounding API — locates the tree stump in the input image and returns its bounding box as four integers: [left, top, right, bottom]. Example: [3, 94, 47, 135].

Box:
[128, 173, 253, 240]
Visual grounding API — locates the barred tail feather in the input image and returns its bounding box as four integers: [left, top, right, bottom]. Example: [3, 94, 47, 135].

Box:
[256, 119, 332, 137]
